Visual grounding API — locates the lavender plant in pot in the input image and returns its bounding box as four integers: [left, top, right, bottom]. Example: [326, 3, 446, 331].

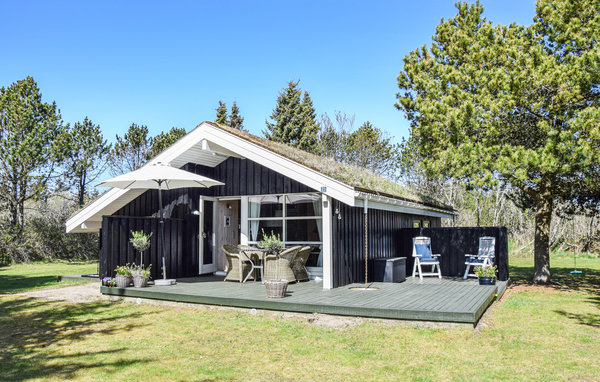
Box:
[130, 230, 152, 287]
[258, 230, 287, 298]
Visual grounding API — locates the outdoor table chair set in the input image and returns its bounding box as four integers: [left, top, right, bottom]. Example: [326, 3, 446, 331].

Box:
[222, 244, 312, 283]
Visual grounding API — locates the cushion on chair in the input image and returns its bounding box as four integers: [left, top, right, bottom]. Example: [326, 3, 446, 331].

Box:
[415, 244, 436, 261]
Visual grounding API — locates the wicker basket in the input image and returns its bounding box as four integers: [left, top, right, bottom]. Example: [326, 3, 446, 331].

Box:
[115, 274, 131, 288]
[133, 276, 148, 288]
[264, 280, 289, 298]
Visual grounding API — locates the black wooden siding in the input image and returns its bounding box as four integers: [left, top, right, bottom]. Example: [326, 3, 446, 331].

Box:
[99, 216, 197, 279]
[331, 201, 508, 288]
[331, 201, 442, 288]
[114, 157, 314, 219]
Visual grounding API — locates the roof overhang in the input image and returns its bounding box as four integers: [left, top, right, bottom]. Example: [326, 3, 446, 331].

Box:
[66, 122, 455, 233]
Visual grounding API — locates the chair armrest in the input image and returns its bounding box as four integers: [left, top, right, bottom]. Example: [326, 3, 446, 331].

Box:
[412, 254, 422, 257]
[432, 254, 441, 257]
[465, 253, 474, 257]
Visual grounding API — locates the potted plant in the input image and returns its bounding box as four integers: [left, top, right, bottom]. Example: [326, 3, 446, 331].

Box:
[474, 265, 497, 285]
[114, 264, 132, 288]
[131, 264, 152, 288]
[130, 230, 152, 266]
[102, 277, 116, 287]
[258, 230, 287, 298]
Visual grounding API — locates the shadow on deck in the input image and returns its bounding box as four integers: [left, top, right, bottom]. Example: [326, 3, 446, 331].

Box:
[101, 275, 508, 324]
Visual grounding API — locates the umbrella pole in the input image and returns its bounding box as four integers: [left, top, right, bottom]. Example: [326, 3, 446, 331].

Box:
[158, 182, 167, 280]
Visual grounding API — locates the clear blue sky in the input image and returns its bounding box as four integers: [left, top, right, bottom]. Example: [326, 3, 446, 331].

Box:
[1, 0, 535, 145]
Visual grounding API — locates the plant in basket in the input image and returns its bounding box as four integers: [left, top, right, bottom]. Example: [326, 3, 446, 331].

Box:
[258, 229, 288, 298]
[114, 264, 133, 288]
[131, 264, 152, 288]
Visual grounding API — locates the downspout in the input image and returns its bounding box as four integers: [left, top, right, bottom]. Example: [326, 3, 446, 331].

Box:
[363, 198, 368, 289]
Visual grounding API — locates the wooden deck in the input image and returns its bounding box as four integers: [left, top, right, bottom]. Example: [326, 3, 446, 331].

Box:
[101, 276, 508, 324]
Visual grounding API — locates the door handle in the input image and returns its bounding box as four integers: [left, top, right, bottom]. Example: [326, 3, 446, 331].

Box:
[202, 232, 207, 239]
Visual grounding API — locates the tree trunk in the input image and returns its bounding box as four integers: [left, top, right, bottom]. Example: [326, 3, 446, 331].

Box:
[533, 191, 553, 284]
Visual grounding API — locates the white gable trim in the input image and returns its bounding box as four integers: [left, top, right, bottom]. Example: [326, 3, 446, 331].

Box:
[66, 122, 454, 233]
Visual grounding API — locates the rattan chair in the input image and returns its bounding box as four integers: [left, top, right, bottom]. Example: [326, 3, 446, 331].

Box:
[291, 246, 312, 282]
[222, 244, 254, 282]
[264, 246, 301, 282]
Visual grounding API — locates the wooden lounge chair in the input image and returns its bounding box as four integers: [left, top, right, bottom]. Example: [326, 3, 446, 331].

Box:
[411, 236, 442, 280]
[464, 236, 496, 279]
[291, 246, 312, 282]
[264, 246, 301, 282]
[222, 244, 255, 282]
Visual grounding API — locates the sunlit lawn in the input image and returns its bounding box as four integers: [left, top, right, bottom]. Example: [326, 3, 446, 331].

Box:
[0, 262, 98, 294]
[0, 257, 598, 381]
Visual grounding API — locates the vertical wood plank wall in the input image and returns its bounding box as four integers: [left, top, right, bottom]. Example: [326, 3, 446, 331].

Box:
[100, 216, 192, 279]
[331, 201, 442, 288]
[331, 201, 508, 288]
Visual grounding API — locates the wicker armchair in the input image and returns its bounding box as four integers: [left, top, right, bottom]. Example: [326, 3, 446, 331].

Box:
[291, 246, 312, 282]
[222, 244, 254, 282]
[264, 246, 301, 282]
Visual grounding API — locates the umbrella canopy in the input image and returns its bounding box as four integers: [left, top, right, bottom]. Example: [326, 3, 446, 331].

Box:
[97, 162, 224, 283]
[97, 162, 224, 190]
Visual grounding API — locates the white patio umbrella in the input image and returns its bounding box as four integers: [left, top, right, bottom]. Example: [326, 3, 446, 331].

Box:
[97, 162, 224, 285]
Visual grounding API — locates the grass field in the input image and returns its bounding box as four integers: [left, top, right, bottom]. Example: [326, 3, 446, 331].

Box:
[0, 262, 98, 294]
[0, 258, 598, 381]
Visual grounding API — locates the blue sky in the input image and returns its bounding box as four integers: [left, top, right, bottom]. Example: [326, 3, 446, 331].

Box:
[1, 0, 535, 145]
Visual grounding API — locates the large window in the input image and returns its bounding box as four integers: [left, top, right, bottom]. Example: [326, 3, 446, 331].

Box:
[248, 193, 322, 266]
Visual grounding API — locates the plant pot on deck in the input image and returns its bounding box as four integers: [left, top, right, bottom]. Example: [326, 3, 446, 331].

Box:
[264, 280, 289, 298]
[115, 274, 131, 288]
[478, 277, 496, 285]
[132, 275, 148, 288]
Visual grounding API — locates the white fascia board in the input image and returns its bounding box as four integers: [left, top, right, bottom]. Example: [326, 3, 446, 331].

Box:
[201, 125, 356, 206]
[354, 192, 456, 219]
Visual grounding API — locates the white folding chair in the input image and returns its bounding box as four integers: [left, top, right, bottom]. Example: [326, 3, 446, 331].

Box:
[464, 236, 496, 279]
[411, 236, 442, 280]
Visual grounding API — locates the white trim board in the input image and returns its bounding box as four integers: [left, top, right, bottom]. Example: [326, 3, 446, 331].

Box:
[66, 122, 454, 233]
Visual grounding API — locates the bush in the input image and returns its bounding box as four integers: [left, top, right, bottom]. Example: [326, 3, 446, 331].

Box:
[0, 198, 98, 264]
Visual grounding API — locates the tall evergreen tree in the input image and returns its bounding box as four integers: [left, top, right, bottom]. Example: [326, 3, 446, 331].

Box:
[344, 121, 399, 177]
[264, 80, 319, 152]
[108, 123, 152, 176]
[215, 101, 228, 125]
[396, 0, 600, 283]
[228, 101, 244, 130]
[0, 76, 66, 231]
[297, 92, 319, 152]
[64, 117, 110, 206]
[148, 127, 186, 159]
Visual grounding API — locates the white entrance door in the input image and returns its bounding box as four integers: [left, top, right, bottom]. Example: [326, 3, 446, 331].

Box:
[199, 196, 217, 274]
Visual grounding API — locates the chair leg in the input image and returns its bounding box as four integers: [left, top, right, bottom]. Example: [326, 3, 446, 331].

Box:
[437, 264, 442, 278]
[463, 264, 470, 280]
[417, 262, 423, 281]
[412, 259, 418, 277]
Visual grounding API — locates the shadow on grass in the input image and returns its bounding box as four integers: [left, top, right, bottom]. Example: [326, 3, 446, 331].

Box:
[509, 264, 600, 328]
[0, 297, 156, 381]
[0, 274, 66, 294]
[509, 265, 600, 295]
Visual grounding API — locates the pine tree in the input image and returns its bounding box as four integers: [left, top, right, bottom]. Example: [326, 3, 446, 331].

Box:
[396, 0, 600, 283]
[0, 76, 66, 231]
[297, 91, 319, 152]
[264, 80, 319, 152]
[228, 101, 244, 130]
[215, 101, 228, 125]
[148, 127, 186, 159]
[108, 123, 152, 176]
[64, 117, 110, 206]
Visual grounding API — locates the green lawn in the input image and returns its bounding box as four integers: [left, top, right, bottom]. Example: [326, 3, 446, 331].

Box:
[0, 258, 598, 381]
[0, 262, 98, 294]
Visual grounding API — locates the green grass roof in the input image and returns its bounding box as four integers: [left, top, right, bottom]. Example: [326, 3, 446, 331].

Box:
[207, 122, 452, 211]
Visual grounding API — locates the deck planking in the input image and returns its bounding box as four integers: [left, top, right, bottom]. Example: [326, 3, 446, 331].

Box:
[101, 276, 508, 324]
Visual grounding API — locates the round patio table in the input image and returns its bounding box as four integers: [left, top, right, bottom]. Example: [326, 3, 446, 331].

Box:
[238, 246, 269, 283]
